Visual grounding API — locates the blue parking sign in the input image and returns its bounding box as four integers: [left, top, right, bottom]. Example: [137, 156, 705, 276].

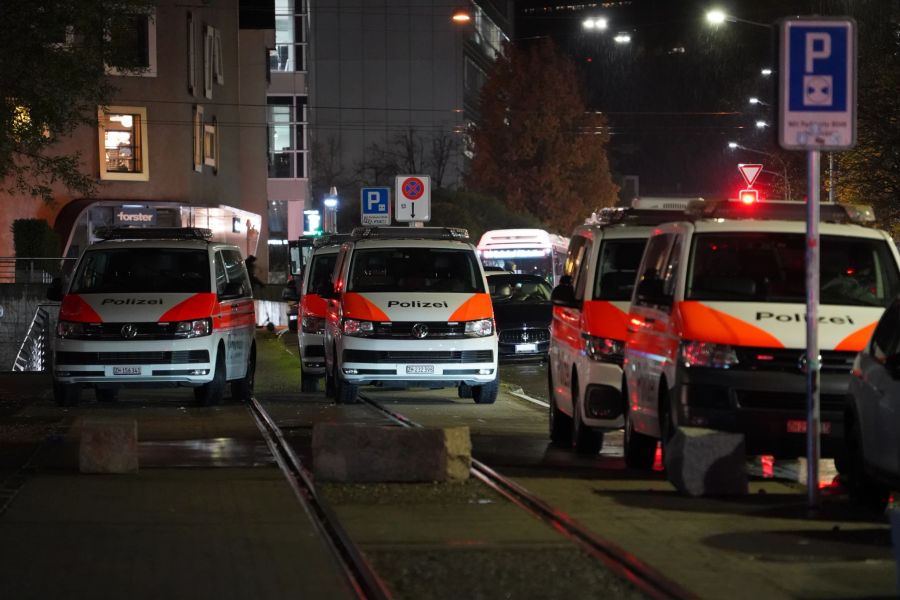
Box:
[779, 18, 856, 150]
[360, 187, 391, 225]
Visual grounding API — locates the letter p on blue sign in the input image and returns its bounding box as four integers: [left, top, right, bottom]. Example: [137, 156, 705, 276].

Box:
[360, 187, 391, 225]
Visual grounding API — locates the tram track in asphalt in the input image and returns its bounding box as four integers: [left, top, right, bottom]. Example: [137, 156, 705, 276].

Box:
[356, 392, 698, 600]
[247, 395, 392, 600]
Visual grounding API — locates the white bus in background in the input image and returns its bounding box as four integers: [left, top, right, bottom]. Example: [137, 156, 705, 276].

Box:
[477, 229, 569, 286]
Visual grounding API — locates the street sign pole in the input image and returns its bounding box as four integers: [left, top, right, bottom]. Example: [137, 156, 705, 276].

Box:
[805, 150, 821, 509]
[779, 17, 855, 510]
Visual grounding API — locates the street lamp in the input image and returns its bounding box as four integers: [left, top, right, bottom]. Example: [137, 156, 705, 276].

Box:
[583, 17, 608, 31]
[760, 68, 773, 76]
[727, 142, 792, 201]
[613, 32, 631, 44]
[705, 8, 772, 29]
[755, 120, 768, 129]
[451, 9, 471, 24]
[748, 97, 769, 106]
[323, 186, 339, 233]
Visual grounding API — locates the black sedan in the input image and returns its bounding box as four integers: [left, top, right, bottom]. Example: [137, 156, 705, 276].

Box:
[487, 273, 553, 362]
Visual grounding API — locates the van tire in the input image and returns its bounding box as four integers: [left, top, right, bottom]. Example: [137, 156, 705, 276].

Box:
[472, 377, 499, 404]
[95, 388, 119, 402]
[196, 350, 226, 406]
[572, 375, 603, 454]
[844, 411, 890, 511]
[624, 381, 656, 470]
[548, 369, 572, 445]
[232, 344, 256, 402]
[53, 381, 80, 407]
[458, 383, 473, 398]
[301, 372, 319, 393]
[335, 372, 359, 404]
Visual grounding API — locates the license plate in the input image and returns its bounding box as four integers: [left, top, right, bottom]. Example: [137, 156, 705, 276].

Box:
[787, 420, 831, 434]
[406, 365, 434, 374]
[515, 343, 538, 353]
[112, 366, 141, 376]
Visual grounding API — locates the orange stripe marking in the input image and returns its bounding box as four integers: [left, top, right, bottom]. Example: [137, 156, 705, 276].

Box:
[59, 294, 103, 323]
[678, 301, 784, 347]
[835, 322, 877, 352]
[449, 293, 493, 321]
[159, 293, 217, 322]
[583, 301, 629, 341]
[343, 292, 390, 321]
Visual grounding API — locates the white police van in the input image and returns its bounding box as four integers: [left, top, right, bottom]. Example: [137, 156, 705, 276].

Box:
[322, 227, 498, 404]
[48, 228, 256, 406]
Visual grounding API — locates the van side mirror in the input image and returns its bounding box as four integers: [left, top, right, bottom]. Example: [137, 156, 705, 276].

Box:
[551, 282, 578, 308]
[636, 277, 671, 307]
[317, 281, 337, 299]
[47, 277, 63, 302]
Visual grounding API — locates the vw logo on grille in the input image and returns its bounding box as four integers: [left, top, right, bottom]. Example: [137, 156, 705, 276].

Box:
[412, 323, 429, 339]
[121, 324, 138, 339]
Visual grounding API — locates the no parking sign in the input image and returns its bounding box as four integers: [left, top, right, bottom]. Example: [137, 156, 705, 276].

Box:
[395, 175, 431, 222]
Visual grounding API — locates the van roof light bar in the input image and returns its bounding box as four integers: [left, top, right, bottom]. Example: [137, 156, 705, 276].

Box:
[585, 198, 705, 226]
[95, 227, 213, 241]
[708, 200, 876, 224]
[312, 233, 352, 248]
[351, 226, 470, 241]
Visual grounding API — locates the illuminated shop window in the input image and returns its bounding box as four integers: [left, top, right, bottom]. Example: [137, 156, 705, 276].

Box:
[98, 106, 149, 181]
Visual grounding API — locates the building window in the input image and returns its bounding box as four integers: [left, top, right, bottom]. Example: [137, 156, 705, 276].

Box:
[192, 105, 204, 172]
[98, 106, 149, 181]
[187, 12, 196, 95]
[107, 8, 157, 77]
[271, 0, 308, 72]
[267, 200, 289, 284]
[267, 95, 308, 179]
[464, 57, 486, 95]
[470, 6, 507, 61]
[204, 117, 219, 173]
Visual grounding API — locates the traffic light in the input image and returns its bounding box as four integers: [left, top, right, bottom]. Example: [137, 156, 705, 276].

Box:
[739, 189, 758, 205]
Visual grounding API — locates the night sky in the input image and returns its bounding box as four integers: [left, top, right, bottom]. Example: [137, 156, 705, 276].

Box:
[514, 0, 842, 201]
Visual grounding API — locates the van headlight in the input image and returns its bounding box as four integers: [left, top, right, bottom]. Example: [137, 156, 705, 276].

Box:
[465, 319, 494, 337]
[343, 319, 374, 336]
[302, 316, 326, 334]
[681, 340, 739, 368]
[584, 335, 624, 362]
[57, 320, 92, 339]
[175, 318, 212, 338]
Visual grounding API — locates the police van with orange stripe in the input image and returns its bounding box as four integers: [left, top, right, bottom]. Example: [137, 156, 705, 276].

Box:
[321, 227, 498, 404]
[298, 233, 349, 392]
[622, 200, 900, 468]
[48, 228, 256, 406]
[548, 198, 702, 453]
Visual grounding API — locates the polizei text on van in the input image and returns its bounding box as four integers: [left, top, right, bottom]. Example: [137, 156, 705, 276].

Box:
[387, 300, 449, 308]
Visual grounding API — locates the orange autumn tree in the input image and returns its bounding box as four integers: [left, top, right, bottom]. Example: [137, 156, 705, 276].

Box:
[467, 39, 618, 234]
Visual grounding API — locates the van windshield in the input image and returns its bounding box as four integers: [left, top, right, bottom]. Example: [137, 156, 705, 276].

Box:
[687, 233, 900, 307]
[348, 248, 485, 293]
[306, 252, 337, 294]
[71, 248, 211, 294]
[592, 239, 647, 301]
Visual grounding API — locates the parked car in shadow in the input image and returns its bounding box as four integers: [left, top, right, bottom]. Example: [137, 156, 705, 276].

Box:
[487, 273, 552, 362]
[844, 295, 900, 510]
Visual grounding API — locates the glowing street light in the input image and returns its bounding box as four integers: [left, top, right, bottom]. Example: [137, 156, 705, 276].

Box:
[761, 68, 773, 76]
[706, 9, 727, 25]
[705, 8, 771, 29]
[755, 120, 768, 129]
[451, 9, 471, 24]
[749, 97, 769, 106]
[613, 33, 631, 44]
[583, 17, 608, 30]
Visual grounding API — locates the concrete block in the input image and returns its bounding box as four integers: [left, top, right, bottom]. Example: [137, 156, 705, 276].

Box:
[312, 424, 471, 483]
[665, 427, 747, 496]
[79, 418, 138, 474]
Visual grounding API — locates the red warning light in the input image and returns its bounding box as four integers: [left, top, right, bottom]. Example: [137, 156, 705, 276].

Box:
[739, 189, 758, 205]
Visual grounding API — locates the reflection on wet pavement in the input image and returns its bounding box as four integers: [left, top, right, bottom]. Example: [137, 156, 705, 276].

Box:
[139, 438, 274, 468]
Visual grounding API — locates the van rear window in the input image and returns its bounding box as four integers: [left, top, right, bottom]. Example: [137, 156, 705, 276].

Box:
[71, 248, 211, 294]
[687, 233, 900, 307]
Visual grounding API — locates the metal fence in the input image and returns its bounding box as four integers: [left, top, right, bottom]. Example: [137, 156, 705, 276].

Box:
[12, 304, 59, 372]
[0, 257, 76, 284]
